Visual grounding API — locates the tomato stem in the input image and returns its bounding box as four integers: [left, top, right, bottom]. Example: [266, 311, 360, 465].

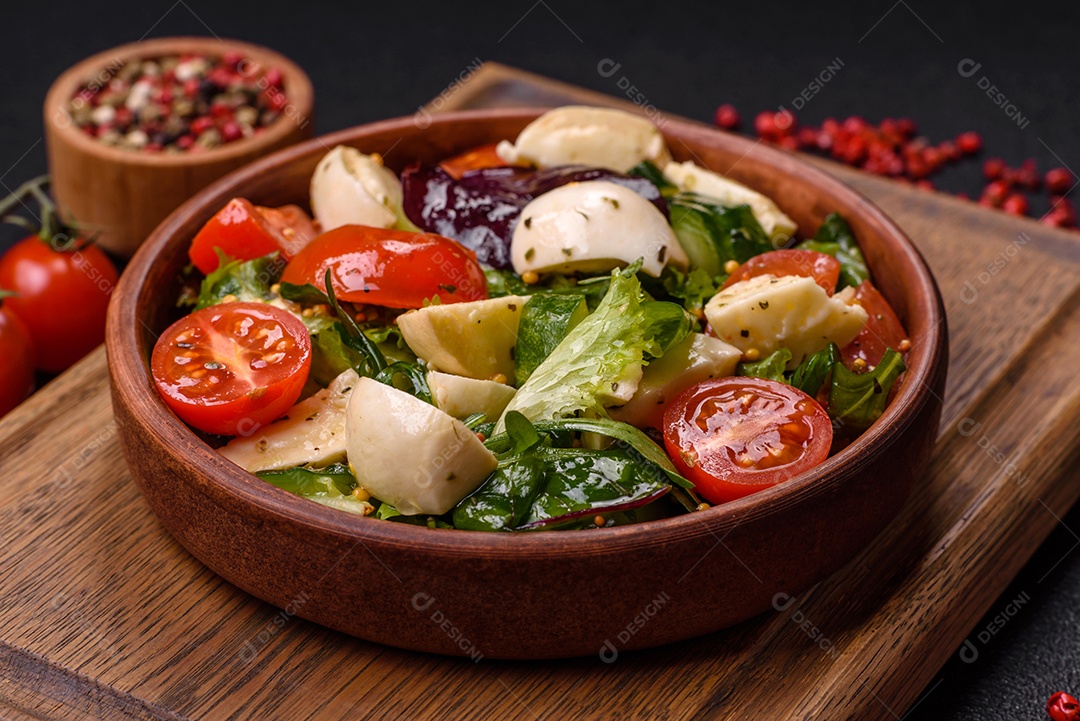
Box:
[0, 175, 92, 251]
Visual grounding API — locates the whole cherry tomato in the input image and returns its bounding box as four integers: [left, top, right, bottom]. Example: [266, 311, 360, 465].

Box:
[0, 297, 35, 417]
[0, 177, 119, 373]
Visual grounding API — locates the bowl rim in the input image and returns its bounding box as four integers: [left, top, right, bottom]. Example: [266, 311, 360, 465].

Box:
[43, 35, 314, 168]
[108, 107, 945, 556]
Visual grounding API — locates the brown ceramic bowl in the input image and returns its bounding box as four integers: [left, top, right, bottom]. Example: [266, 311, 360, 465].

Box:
[44, 36, 314, 258]
[107, 109, 947, 660]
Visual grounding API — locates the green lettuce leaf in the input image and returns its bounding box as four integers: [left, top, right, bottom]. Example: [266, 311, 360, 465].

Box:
[496, 269, 693, 430]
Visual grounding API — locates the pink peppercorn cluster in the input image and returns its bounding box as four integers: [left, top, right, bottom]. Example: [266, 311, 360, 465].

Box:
[712, 104, 1076, 229]
[67, 51, 288, 153]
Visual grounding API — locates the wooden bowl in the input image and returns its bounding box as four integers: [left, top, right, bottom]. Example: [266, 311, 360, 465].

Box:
[44, 36, 314, 258]
[107, 109, 947, 660]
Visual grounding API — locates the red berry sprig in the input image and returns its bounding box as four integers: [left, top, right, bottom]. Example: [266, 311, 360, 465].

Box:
[714, 105, 1078, 229]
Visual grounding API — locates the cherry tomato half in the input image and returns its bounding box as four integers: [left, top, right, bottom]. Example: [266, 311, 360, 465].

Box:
[188, 198, 319, 274]
[663, 377, 833, 505]
[722, 249, 841, 295]
[151, 302, 312, 436]
[0, 303, 35, 417]
[280, 225, 488, 309]
[0, 236, 119, 373]
[439, 143, 516, 179]
[840, 281, 908, 369]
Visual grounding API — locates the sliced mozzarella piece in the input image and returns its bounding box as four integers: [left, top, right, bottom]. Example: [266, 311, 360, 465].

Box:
[663, 160, 798, 243]
[610, 333, 742, 429]
[704, 274, 867, 369]
[496, 106, 671, 172]
[220, 369, 359, 473]
[428, 371, 517, 420]
[397, 296, 529, 381]
[310, 145, 403, 231]
[345, 378, 497, 515]
[510, 180, 687, 278]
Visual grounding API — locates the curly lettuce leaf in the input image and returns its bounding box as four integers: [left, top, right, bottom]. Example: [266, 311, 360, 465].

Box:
[195, 251, 285, 310]
[496, 269, 693, 431]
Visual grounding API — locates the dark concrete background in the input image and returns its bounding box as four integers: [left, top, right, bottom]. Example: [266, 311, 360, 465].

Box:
[2, 1, 1078, 717]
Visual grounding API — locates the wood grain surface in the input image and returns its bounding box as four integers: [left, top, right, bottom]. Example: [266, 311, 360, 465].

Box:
[1, 63, 1079, 720]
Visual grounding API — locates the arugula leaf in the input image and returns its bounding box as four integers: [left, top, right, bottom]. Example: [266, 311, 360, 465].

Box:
[799, 213, 869, 290]
[496, 268, 693, 430]
[309, 326, 366, 387]
[278, 281, 332, 306]
[829, 348, 906, 430]
[790, 343, 840, 397]
[321, 270, 388, 377]
[737, 348, 792, 382]
[195, 252, 285, 310]
[374, 362, 433, 405]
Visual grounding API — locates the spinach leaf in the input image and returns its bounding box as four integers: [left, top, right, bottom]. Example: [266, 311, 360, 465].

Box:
[790, 343, 840, 397]
[737, 348, 792, 382]
[519, 448, 671, 530]
[829, 348, 905, 431]
[257, 464, 374, 516]
[453, 457, 547, 531]
[484, 415, 691, 490]
[799, 213, 869, 290]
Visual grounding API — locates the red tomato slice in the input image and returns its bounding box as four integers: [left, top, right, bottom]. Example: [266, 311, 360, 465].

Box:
[840, 281, 908, 369]
[188, 198, 319, 274]
[280, 225, 488, 309]
[151, 302, 312, 436]
[259, 204, 320, 257]
[439, 143, 516, 179]
[663, 377, 833, 505]
[722, 249, 841, 295]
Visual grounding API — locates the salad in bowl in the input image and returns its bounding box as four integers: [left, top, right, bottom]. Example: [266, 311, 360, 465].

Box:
[151, 105, 910, 532]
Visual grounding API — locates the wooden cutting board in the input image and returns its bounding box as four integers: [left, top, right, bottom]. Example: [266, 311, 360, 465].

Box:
[2, 63, 1079, 721]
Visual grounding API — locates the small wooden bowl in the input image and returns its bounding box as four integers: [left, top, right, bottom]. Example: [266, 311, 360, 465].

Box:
[44, 37, 314, 257]
[107, 109, 947, 659]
